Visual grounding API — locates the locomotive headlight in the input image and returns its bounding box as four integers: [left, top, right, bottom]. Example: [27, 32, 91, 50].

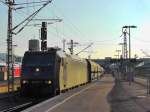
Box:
[48, 80, 52, 84]
[22, 80, 28, 84]
[45, 80, 52, 84]
[36, 68, 40, 72]
[23, 80, 26, 84]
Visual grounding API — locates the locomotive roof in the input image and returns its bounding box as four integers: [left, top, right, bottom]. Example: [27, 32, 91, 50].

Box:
[56, 50, 66, 58]
[57, 50, 86, 62]
[25, 50, 86, 62]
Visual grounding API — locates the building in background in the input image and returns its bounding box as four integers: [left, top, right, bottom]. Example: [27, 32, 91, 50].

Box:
[0, 53, 22, 64]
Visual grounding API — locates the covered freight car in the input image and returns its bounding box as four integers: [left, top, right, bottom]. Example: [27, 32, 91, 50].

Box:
[87, 60, 104, 82]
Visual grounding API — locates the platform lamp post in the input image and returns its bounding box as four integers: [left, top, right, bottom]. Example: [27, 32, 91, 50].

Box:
[122, 25, 137, 60]
[123, 25, 137, 85]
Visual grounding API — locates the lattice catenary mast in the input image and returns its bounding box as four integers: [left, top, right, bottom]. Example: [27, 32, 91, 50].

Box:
[6, 0, 14, 93]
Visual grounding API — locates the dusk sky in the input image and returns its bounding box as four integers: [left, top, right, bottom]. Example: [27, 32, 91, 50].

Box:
[1, 0, 150, 59]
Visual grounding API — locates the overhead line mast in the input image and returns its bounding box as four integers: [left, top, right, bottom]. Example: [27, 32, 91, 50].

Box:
[5, 0, 53, 93]
[67, 40, 79, 55]
[6, 0, 14, 93]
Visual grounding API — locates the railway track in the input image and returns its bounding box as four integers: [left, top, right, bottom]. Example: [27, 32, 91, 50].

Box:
[1, 102, 33, 112]
[0, 93, 52, 112]
[0, 96, 32, 111]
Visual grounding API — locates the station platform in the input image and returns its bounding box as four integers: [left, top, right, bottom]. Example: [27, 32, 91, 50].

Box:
[23, 75, 150, 112]
[23, 74, 114, 112]
[108, 77, 150, 112]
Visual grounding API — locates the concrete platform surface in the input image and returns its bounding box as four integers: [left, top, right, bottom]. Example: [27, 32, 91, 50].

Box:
[23, 74, 114, 112]
[108, 78, 150, 112]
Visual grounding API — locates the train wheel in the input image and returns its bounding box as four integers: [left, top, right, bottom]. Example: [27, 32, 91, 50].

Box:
[52, 88, 60, 96]
[56, 89, 60, 95]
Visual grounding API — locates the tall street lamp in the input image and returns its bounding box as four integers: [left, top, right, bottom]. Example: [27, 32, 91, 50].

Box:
[122, 25, 137, 60]
[123, 25, 137, 85]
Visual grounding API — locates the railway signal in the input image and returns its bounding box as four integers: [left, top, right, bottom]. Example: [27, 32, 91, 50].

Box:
[41, 41, 47, 51]
[32, 19, 62, 51]
[41, 22, 47, 51]
[41, 22, 47, 40]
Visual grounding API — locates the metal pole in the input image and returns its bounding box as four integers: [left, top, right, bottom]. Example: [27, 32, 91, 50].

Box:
[70, 40, 73, 55]
[68, 40, 73, 55]
[147, 76, 150, 94]
[7, 0, 14, 93]
[129, 27, 131, 60]
[128, 27, 131, 85]
[123, 31, 128, 59]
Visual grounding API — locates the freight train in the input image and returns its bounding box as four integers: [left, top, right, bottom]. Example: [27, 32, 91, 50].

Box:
[20, 48, 104, 96]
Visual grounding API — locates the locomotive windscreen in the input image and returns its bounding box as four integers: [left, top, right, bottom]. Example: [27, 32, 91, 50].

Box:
[23, 52, 55, 66]
[21, 51, 56, 80]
